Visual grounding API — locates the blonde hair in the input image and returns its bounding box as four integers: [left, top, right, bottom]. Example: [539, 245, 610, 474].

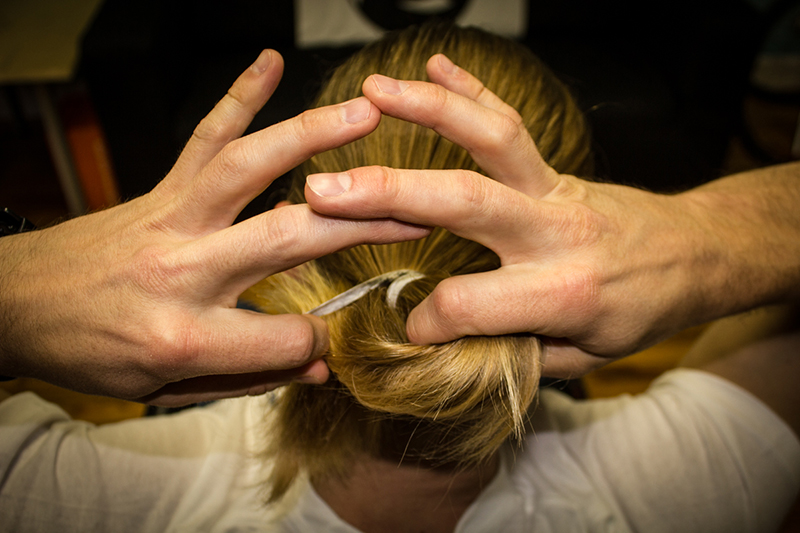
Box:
[242, 22, 593, 502]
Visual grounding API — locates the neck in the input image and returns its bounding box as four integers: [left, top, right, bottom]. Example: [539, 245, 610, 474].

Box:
[313, 454, 498, 533]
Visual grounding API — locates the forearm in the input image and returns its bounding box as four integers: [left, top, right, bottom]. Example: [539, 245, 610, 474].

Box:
[681, 161, 800, 321]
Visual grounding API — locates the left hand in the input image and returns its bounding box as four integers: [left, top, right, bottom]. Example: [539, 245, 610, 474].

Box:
[0, 50, 427, 405]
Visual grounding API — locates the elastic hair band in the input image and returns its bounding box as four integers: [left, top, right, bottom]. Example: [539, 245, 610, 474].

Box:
[385, 271, 426, 309]
[306, 269, 425, 317]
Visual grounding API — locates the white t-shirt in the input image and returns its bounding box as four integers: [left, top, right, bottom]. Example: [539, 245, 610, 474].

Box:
[1, 368, 798, 532]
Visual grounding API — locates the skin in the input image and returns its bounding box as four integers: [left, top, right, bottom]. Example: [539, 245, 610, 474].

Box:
[2, 51, 797, 400]
[305, 53, 800, 378]
[0, 50, 428, 406]
[314, 454, 498, 533]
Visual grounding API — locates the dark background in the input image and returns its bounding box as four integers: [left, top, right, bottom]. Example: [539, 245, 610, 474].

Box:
[4, 0, 798, 225]
[77, 0, 784, 202]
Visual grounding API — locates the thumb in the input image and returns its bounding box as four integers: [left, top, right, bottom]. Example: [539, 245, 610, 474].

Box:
[540, 340, 611, 378]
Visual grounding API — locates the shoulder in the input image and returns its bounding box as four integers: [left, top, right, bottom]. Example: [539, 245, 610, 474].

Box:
[509, 368, 800, 533]
[0, 392, 272, 531]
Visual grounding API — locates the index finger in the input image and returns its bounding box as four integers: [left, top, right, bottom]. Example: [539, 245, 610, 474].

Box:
[164, 49, 284, 194]
[169, 96, 381, 234]
[305, 166, 554, 262]
[195, 202, 432, 297]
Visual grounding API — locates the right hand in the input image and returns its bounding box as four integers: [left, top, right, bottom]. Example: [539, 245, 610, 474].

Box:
[305, 54, 745, 377]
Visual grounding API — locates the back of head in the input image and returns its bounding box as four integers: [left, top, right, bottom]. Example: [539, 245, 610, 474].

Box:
[243, 22, 593, 502]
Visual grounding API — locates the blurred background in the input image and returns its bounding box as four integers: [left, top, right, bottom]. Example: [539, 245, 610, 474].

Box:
[3, 0, 799, 227]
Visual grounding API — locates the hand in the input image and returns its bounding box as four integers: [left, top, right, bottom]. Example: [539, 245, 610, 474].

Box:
[304, 54, 720, 377]
[0, 50, 428, 405]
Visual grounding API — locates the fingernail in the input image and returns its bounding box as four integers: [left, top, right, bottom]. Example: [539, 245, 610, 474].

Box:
[438, 54, 457, 75]
[340, 97, 372, 124]
[372, 74, 409, 95]
[250, 49, 272, 74]
[307, 172, 352, 197]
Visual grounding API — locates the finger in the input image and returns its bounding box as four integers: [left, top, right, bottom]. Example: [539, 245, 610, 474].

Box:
[164, 50, 284, 193]
[425, 54, 522, 122]
[404, 268, 544, 344]
[361, 73, 560, 197]
[151, 307, 330, 386]
[305, 166, 552, 259]
[172, 97, 380, 233]
[138, 359, 329, 407]
[405, 265, 595, 345]
[539, 341, 611, 379]
[193, 203, 431, 295]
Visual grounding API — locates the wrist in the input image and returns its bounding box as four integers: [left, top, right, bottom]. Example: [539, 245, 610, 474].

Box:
[0, 209, 38, 381]
[668, 191, 736, 324]
[627, 189, 723, 345]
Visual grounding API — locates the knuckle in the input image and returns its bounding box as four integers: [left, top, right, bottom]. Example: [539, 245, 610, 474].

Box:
[262, 210, 304, 262]
[213, 141, 250, 180]
[561, 265, 602, 312]
[348, 165, 403, 214]
[125, 245, 186, 297]
[430, 84, 451, 113]
[548, 174, 591, 203]
[141, 313, 203, 380]
[451, 171, 494, 217]
[191, 118, 216, 144]
[368, 166, 401, 202]
[552, 264, 606, 330]
[471, 82, 491, 102]
[428, 278, 471, 329]
[276, 317, 317, 366]
[293, 109, 322, 143]
[223, 87, 247, 111]
[543, 187, 607, 250]
[191, 90, 247, 144]
[192, 114, 226, 145]
[485, 113, 525, 151]
[280, 109, 328, 158]
[562, 203, 607, 248]
[504, 106, 525, 128]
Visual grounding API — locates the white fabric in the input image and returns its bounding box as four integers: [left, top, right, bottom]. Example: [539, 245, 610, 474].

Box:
[295, 0, 527, 48]
[1, 368, 798, 532]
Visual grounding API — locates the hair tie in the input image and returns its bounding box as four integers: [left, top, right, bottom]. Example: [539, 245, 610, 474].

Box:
[385, 271, 426, 309]
[306, 270, 425, 317]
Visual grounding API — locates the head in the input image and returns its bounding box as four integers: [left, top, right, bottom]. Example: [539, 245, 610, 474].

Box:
[243, 22, 593, 502]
